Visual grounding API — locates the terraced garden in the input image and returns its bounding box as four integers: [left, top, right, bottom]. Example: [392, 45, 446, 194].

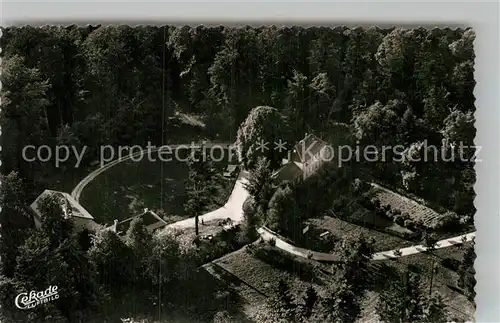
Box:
[370, 183, 445, 226]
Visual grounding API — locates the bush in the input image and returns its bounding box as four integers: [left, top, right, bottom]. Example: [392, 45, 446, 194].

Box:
[429, 211, 460, 231]
[332, 196, 347, 212]
[307, 252, 313, 259]
[402, 231, 416, 240]
[408, 263, 422, 274]
[459, 215, 472, 225]
[393, 214, 404, 226]
[403, 219, 414, 230]
[412, 219, 426, 232]
[441, 257, 460, 271]
[268, 237, 276, 246]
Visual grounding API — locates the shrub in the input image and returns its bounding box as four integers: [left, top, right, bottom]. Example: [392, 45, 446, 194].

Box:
[441, 257, 460, 271]
[307, 252, 313, 259]
[268, 237, 276, 246]
[403, 219, 415, 230]
[331, 197, 347, 212]
[393, 214, 404, 226]
[429, 211, 460, 231]
[459, 215, 472, 225]
[412, 219, 426, 231]
[408, 263, 422, 274]
[423, 232, 439, 251]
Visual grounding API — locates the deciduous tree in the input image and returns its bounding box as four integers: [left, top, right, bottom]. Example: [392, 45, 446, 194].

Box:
[236, 106, 290, 169]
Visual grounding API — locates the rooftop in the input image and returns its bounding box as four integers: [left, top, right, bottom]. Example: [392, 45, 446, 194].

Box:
[272, 162, 303, 183]
[30, 189, 94, 220]
[292, 133, 328, 164]
[113, 210, 168, 235]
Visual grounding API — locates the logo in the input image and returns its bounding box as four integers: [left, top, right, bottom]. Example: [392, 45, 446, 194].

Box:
[14, 286, 59, 309]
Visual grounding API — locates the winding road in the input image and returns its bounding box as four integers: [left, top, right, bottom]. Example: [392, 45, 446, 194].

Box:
[71, 143, 232, 202]
[72, 147, 475, 262]
[258, 227, 476, 261]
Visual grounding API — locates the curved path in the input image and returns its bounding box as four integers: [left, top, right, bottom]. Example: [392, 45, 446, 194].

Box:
[258, 227, 476, 262]
[71, 143, 231, 202]
[72, 150, 475, 262]
[165, 170, 249, 230]
[71, 148, 157, 202]
[70, 142, 251, 232]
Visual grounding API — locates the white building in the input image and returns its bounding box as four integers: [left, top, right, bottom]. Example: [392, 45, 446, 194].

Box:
[30, 189, 97, 232]
[273, 133, 331, 182]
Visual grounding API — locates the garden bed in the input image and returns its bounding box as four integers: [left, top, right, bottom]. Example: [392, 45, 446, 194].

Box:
[306, 215, 415, 252]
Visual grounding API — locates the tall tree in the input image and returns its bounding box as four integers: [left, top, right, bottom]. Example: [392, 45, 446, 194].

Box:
[377, 271, 448, 323]
[87, 229, 134, 291]
[125, 216, 154, 282]
[236, 106, 290, 169]
[321, 277, 362, 323]
[299, 285, 318, 319]
[1, 55, 50, 178]
[0, 172, 32, 277]
[458, 243, 476, 302]
[37, 194, 74, 249]
[335, 234, 374, 294]
[267, 185, 301, 236]
[184, 148, 218, 234]
[244, 157, 275, 211]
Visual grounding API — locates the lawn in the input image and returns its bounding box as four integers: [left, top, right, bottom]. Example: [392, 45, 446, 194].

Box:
[210, 243, 332, 319]
[80, 157, 190, 225]
[207, 235, 474, 322]
[30, 165, 93, 201]
[79, 146, 237, 226]
[306, 215, 415, 252]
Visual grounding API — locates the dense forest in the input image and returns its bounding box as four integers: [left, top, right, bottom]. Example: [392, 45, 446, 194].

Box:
[1, 25, 476, 216]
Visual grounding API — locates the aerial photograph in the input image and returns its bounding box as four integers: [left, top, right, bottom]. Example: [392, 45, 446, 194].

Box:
[0, 25, 476, 323]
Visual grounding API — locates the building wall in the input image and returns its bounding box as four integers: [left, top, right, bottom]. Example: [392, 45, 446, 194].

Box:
[72, 217, 95, 232]
[303, 153, 324, 178]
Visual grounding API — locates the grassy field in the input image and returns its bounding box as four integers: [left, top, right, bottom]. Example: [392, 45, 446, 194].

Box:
[79, 146, 236, 226]
[80, 158, 190, 225]
[210, 243, 333, 319]
[207, 233, 474, 323]
[306, 215, 415, 252]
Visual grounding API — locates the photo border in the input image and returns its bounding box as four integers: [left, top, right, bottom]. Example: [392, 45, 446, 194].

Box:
[1, 1, 499, 322]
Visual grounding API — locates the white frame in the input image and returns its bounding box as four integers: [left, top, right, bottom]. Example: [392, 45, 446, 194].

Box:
[1, 1, 498, 321]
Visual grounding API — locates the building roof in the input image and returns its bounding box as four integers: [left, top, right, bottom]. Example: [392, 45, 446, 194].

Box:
[113, 210, 168, 235]
[292, 133, 328, 164]
[273, 162, 303, 183]
[30, 189, 94, 221]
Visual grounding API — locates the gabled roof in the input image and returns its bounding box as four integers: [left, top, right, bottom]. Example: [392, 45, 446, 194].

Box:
[113, 210, 168, 236]
[293, 133, 328, 164]
[272, 161, 303, 183]
[30, 189, 94, 220]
